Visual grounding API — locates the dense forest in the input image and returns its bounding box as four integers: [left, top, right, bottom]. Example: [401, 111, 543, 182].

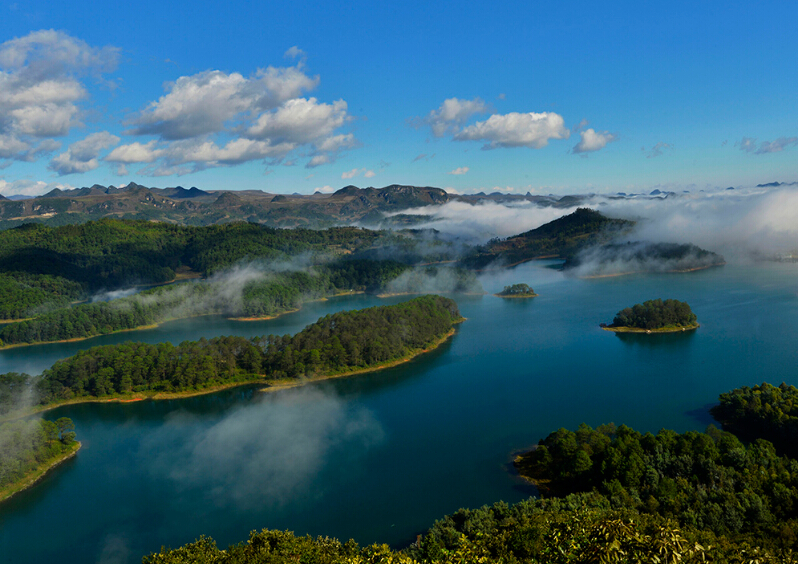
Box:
[0, 417, 77, 495]
[0, 296, 462, 413]
[712, 382, 798, 458]
[0, 260, 478, 346]
[143, 493, 794, 563]
[0, 219, 393, 319]
[563, 241, 726, 276]
[496, 283, 536, 297]
[514, 421, 798, 552]
[609, 298, 697, 330]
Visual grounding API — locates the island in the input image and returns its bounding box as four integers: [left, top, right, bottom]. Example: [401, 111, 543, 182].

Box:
[494, 283, 537, 298]
[602, 298, 698, 333]
[0, 417, 79, 503]
[0, 295, 463, 418]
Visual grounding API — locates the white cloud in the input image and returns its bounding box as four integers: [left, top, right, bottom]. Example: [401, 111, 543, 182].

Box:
[105, 140, 163, 164]
[0, 178, 74, 197]
[48, 131, 119, 175]
[455, 112, 570, 149]
[341, 167, 376, 180]
[421, 97, 490, 137]
[124, 62, 356, 174]
[572, 128, 617, 154]
[314, 185, 335, 193]
[449, 166, 469, 175]
[737, 136, 798, 155]
[0, 30, 118, 165]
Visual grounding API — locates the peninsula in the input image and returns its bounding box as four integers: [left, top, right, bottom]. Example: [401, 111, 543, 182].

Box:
[0, 296, 463, 418]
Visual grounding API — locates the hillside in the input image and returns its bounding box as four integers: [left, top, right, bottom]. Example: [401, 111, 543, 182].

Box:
[0, 183, 452, 230]
[460, 208, 634, 269]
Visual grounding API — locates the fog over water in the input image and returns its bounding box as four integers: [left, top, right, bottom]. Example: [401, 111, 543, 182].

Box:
[390, 186, 798, 262]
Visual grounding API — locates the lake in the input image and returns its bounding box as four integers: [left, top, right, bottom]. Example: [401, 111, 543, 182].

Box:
[1, 261, 797, 564]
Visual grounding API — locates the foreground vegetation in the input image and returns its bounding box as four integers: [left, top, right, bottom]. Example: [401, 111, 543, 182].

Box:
[143, 493, 796, 563]
[0, 417, 78, 501]
[0, 296, 462, 415]
[606, 298, 697, 331]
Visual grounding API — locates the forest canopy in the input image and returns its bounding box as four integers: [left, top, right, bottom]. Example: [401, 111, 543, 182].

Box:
[610, 298, 697, 330]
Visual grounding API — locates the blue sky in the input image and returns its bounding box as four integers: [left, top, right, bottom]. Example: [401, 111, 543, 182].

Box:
[1, 0, 796, 196]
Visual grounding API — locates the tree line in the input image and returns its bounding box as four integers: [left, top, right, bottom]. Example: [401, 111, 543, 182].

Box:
[611, 298, 697, 329]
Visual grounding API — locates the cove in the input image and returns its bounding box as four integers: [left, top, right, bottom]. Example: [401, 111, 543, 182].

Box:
[1, 261, 798, 563]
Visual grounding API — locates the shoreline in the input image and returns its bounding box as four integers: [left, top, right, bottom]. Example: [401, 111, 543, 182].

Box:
[0, 442, 81, 504]
[257, 326, 460, 394]
[576, 263, 726, 279]
[494, 293, 538, 298]
[4, 324, 462, 420]
[602, 323, 699, 334]
[0, 289, 375, 349]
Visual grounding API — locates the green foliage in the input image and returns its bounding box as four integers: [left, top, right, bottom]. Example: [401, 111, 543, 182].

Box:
[497, 284, 535, 296]
[515, 422, 798, 551]
[1, 296, 461, 411]
[712, 382, 798, 458]
[142, 494, 798, 563]
[611, 298, 697, 329]
[0, 417, 77, 490]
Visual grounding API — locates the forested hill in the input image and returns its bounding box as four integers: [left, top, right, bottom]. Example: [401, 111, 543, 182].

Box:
[460, 208, 634, 269]
[0, 295, 462, 413]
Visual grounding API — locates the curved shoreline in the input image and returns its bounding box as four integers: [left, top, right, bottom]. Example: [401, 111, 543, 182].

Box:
[576, 263, 725, 279]
[3, 325, 462, 420]
[0, 441, 81, 504]
[494, 293, 538, 298]
[602, 323, 699, 334]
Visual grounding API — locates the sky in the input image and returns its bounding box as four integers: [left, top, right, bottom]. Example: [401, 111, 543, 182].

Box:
[1, 1, 796, 197]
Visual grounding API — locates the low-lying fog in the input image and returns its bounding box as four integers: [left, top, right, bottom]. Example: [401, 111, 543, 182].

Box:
[387, 185, 798, 264]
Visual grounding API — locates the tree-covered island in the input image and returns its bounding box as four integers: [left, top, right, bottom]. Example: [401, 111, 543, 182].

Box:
[0, 296, 463, 417]
[603, 298, 698, 333]
[495, 283, 537, 298]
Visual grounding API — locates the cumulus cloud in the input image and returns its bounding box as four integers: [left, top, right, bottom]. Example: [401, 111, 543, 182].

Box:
[572, 128, 617, 154]
[0, 30, 118, 166]
[448, 166, 469, 175]
[314, 185, 335, 194]
[419, 97, 490, 137]
[455, 111, 570, 149]
[737, 136, 798, 155]
[0, 178, 74, 197]
[644, 142, 672, 158]
[341, 167, 375, 180]
[48, 131, 119, 175]
[122, 58, 357, 175]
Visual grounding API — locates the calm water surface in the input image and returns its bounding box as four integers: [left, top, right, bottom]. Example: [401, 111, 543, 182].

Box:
[1, 262, 797, 563]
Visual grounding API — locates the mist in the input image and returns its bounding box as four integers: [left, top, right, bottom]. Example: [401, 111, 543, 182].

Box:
[140, 387, 384, 509]
[379, 186, 798, 263]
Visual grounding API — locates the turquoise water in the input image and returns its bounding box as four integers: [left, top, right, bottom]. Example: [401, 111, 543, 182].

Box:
[1, 261, 797, 563]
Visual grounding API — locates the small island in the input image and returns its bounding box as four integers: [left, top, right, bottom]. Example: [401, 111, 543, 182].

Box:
[495, 283, 537, 298]
[602, 298, 698, 333]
